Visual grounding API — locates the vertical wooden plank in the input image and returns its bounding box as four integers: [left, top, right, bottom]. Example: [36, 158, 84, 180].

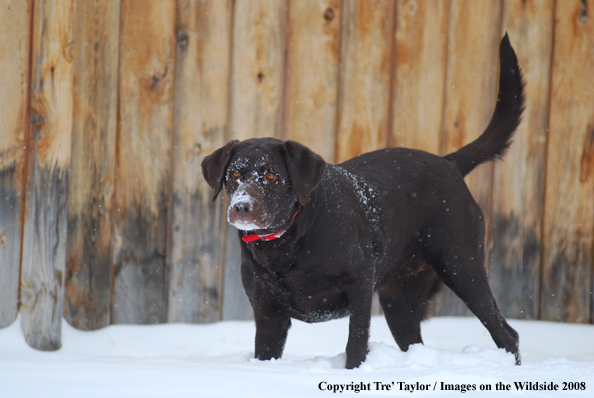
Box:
[284, 0, 341, 162]
[488, 0, 553, 320]
[222, 0, 286, 320]
[229, 0, 285, 141]
[391, 0, 447, 154]
[64, 0, 120, 330]
[20, 0, 74, 350]
[335, 0, 395, 163]
[0, 0, 31, 328]
[334, 0, 394, 317]
[541, 0, 594, 323]
[168, 0, 231, 323]
[113, 0, 176, 324]
[435, 0, 502, 317]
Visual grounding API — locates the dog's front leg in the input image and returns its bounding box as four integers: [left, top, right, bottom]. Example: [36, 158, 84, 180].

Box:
[254, 313, 291, 361]
[345, 280, 374, 369]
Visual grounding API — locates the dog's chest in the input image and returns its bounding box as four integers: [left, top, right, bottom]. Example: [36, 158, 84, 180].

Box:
[247, 239, 294, 271]
[248, 244, 352, 322]
[269, 269, 350, 323]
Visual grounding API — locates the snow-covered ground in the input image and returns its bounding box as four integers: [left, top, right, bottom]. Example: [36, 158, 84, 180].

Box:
[0, 315, 592, 397]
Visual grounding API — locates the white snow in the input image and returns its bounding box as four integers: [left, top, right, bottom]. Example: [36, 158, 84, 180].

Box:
[230, 218, 261, 231]
[1, 315, 593, 397]
[334, 165, 381, 230]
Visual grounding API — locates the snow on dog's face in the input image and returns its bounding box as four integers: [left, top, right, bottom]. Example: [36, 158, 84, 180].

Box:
[225, 150, 292, 231]
[202, 138, 327, 234]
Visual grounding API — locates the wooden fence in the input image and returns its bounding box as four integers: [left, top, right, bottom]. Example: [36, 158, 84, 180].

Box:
[0, 0, 593, 351]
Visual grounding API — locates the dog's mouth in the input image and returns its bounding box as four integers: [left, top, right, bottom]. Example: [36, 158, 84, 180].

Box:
[229, 215, 269, 231]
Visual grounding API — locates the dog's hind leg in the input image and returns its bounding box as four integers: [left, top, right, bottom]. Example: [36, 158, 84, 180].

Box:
[431, 246, 521, 365]
[377, 264, 442, 352]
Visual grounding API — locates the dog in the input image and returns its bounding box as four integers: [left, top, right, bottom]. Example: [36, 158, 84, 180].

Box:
[202, 34, 524, 369]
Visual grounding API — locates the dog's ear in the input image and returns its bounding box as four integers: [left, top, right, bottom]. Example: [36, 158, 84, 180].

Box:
[279, 140, 327, 205]
[201, 140, 240, 202]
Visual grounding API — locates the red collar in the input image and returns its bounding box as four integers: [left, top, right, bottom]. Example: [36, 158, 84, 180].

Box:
[242, 206, 302, 243]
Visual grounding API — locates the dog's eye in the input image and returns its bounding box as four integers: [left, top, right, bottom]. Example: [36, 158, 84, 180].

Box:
[232, 171, 240, 179]
[265, 172, 276, 181]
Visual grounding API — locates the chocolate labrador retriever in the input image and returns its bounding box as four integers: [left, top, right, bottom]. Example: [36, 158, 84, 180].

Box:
[202, 34, 524, 369]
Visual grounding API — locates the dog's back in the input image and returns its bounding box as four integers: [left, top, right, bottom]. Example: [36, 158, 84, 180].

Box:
[341, 33, 524, 180]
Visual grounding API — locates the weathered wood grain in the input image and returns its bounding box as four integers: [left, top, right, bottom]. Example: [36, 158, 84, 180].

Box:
[2, 0, 590, 332]
[20, 0, 74, 350]
[112, 0, 176, 324]
[223, 0, 287, 320]
[435, 0, 502, 317]
[284, 0, 341, 162]
[335, 0, 394, 163]
[391, 0, 447, 154]
[0, 0, 31, 329]
[541, 0, 594, 323]
[228, 0, 285, 141]
[488, 0, 553, 320]
[64, 0, 119, 331]
[168, 0, 231, 323]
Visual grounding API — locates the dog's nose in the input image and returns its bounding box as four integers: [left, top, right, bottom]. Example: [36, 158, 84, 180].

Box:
[233, 201, 253, 217]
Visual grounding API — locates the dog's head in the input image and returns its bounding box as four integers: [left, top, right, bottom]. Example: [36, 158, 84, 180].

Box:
[202, 138, 327, 232]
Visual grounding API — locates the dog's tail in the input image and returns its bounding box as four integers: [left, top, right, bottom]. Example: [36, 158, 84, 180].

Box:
[444, 33, 525, 177]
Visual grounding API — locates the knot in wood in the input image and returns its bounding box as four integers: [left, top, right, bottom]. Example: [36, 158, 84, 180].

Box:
[176, 31, 189, 51]
[579, 0, 589, 24]
[30, 114, 45, 129]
